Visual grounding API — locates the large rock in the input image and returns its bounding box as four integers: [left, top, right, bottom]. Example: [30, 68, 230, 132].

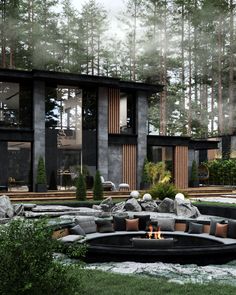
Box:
[111, 201, 126, 213]
[157, 198, 175, 213]
[174, 198, 200, 218]
[124, 198, 142, 212]
[0, 195, 14, 218]
[140, 200, 158, 212]
[100, 196, 113, 212]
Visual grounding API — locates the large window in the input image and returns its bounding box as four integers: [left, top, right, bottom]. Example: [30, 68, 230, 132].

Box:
[45, 85, 97, 190]
[120, 92, 135, 134]
[0, 82, 32, 128]
[148, 146, 174, 177]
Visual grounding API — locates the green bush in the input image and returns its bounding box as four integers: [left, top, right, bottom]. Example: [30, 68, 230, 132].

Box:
[93, 170, 103, 200]
[0, 219, 85, 295]
[149, 182, 177, 200]
[36, 156, 47, 184]
[76, 173, 87, 201]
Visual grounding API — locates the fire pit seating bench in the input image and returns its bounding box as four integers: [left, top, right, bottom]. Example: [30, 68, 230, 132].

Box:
[55, 215, 236, 246]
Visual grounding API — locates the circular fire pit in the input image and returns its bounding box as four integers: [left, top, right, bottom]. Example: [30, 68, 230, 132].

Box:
[84, 232, 236, 265]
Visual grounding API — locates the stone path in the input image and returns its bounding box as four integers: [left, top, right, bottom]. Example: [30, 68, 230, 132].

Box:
[85, 261, 236, 285]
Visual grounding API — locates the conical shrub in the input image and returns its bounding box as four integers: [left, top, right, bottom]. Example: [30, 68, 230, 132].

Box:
[93, 170, 103, 200]
[76, 173, 87, 201]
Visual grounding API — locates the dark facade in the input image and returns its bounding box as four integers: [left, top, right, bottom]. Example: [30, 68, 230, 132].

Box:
[0, 69, 219, 191]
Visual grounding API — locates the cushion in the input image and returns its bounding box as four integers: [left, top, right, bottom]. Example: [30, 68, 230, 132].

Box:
[70, 224, 86, 236]
[188, 222, 203, 234]
[113, 216, 127, 231]
[95, 219, 114, 233]
[59, 235, 83, 243]
[227, 220, 236, 239]
[75, 216, 97, 234]
[215, 223, 228, 238]
[156, 218, 175, 232]
[133, 215, 150, 230]
[209, 218, 225, 235]
[126, 218, 139, 231]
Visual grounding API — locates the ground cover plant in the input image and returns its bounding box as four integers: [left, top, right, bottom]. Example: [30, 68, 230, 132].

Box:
[82, 269, 236, 295]
[0, 218, 85, 295]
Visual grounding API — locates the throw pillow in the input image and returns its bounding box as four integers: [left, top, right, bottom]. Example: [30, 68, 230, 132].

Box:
[215, 223, 228, 238]
[124, 198, 142, 212]
[188, 222, 203, 234]
[75, 216, 97, 234]
[156, 218, 175, 232]
[209, 218, 225, 235]
[70, 224, 86, 236]
[133, 215, 150, 230]
[113, 216, 127, 231]
[95, 219, 114, 233]
[126, 218, 139, 231]
[227, 220, 236, 239]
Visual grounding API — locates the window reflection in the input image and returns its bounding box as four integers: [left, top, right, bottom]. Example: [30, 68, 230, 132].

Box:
[120, 92, 135, 134]
[0, 82, 32, 128]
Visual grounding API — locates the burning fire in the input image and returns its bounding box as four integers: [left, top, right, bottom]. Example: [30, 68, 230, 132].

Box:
[147, 225, 164, 240]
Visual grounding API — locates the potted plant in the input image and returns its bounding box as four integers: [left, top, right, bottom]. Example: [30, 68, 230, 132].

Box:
[190, 160, 199, 187]
[35, 156, 47, 192]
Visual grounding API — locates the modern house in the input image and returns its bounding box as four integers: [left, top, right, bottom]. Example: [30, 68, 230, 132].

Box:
[0, 69, 218, 192]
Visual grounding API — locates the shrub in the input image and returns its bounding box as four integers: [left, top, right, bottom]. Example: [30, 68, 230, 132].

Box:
[141, 157, 151, 184]
[76, 173, 87, 201]
[149, 182, 177, 200]
[36, 156, 47, 184]
[145, 161, 171, 185]
[93, 170, 103, 200]
[0, 218, 85, 295]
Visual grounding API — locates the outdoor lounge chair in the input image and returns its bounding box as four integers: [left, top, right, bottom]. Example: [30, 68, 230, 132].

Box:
[100, 176, 116, 191]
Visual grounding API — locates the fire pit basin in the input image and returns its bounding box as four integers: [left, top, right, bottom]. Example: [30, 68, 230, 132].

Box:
[83, 231, 236, 265]
[132, 237, 175, 249]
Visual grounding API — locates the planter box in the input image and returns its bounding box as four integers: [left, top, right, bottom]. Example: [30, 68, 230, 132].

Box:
[35, 184, 47, 192]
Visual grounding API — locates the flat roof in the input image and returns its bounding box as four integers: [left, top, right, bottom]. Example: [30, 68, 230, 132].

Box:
[0, 68, 163, 94]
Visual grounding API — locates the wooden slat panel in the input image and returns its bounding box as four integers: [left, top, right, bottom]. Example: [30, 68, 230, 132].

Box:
[108, 88, 120, 134]
[174, 146, 188, 189]
[122, 144, 136, 190]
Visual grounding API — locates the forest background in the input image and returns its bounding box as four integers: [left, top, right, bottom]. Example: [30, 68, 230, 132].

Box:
[0, 0, 235, 138]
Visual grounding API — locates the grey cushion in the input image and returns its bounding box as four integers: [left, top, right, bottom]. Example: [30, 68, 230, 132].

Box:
[227, 220, 236, 238]
[188, 222, 203, 234]
[95, 219, 114, 233]
[156, 218, 175, 232]
[70, 224, 86, 236]
[59, 235, 83, 243]
[75, 216, 97, 234]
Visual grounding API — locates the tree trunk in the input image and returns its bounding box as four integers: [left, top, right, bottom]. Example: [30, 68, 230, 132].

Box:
[217, 15, 223, 135]
[187, 18, 192, 136]
[229, 0, 234, 134]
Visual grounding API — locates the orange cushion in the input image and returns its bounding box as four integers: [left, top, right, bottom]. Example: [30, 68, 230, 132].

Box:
[126, 218, 139, 231]
[215, 223, 228, 238]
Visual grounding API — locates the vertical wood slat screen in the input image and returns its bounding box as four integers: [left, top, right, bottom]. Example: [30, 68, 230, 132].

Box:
[108, 88, 120, 134]
[174, 146, 188, 189]
[123, 144, 136, 190]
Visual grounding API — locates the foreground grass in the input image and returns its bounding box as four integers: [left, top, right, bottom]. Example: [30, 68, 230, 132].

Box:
[193, 201, 236, 208]
[81, 269, 236, 295]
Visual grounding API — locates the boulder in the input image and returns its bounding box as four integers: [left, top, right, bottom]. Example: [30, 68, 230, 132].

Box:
[100, 196, 113, 212]
[157, 198, 175, 213]
[124, 197, 142, 212]
[140, 200, 158, 212]
[0, 195, 14, 218]
[174, 198, 200, 218]
[111, 201, 126, 213]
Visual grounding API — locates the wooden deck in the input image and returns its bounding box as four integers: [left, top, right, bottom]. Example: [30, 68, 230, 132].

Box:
[2, 186, 236, 202]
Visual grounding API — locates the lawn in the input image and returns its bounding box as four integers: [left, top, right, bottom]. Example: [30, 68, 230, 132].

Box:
[81, 269, 236, 295]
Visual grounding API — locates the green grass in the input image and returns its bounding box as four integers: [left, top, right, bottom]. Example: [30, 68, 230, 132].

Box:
[194, 201, 236, 208]
[81, 269, 236, 295]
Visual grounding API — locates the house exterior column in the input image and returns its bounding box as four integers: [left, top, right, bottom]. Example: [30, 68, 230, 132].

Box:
[33, 80, 46, 191]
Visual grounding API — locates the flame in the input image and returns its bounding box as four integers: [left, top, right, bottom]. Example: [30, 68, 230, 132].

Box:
[148, 224, 153, 239]
[147, 225, 164, 240]
[154, 226, 164, 240]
